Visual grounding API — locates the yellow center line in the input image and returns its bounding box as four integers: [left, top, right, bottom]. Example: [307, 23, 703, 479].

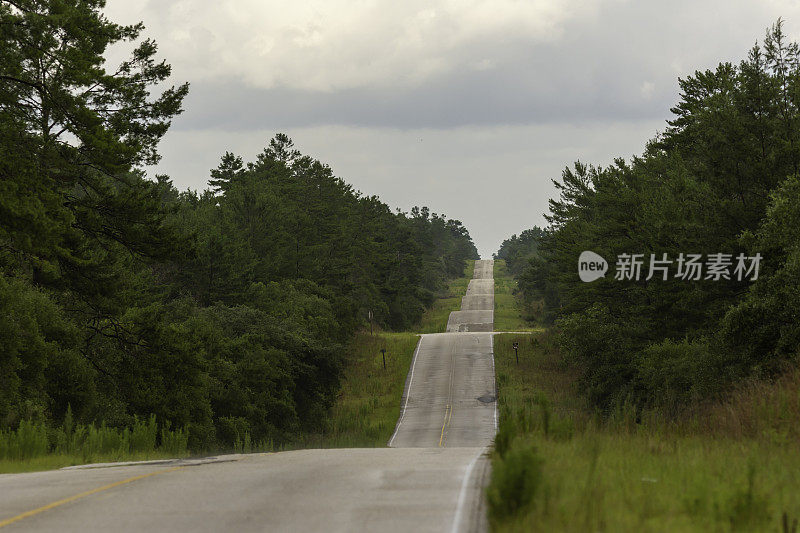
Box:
[439, 335, 457, 448]
[438, 404, 452, 447]
[0, 466, 184, 529]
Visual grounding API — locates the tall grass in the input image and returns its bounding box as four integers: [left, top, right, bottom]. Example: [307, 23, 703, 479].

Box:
[489, 333, 800, 532]
[0, 410, 189, 473]
[0, 419, 48, 461]
[302, 331, 420, 448]
[303, 261, 477, 447]
[685, 367, 800, 442]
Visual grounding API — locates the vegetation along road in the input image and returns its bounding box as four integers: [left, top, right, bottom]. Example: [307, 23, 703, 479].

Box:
[8, 2, 800, 531]
[0, 260, 499, 532]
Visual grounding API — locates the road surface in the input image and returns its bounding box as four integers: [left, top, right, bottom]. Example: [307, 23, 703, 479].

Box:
[0, 260, 497, 532]
[446, 260, 494, 332]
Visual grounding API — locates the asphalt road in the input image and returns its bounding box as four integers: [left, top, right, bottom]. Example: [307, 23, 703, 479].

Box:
[446, 261, 494, 332]
[0, 260, 497, 533]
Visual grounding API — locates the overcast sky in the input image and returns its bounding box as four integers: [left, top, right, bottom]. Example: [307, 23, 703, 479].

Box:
[106, 0, 800, 258]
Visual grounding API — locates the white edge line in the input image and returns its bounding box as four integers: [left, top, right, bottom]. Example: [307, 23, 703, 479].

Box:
[450, 447, 486, 533]
[490, 263, 498, 433]
[490, 334, 498, 433]
[387, 335, 424, 447]
[452, 261, 495, 532]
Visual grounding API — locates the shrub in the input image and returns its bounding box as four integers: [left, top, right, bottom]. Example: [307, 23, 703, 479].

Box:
[129, 415, 158, 453]
[487, 441, 545, 524]
[160, 422, 189, 456]
[557, 304, 636, 409]
[0, 420, 48, 460]
[493, 409, 518, 458]
[635, 338, 723, 409]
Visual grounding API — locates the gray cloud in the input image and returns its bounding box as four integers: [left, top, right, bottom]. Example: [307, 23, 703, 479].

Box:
[164, 0, 783, 131]
[101, 0, 800, 256]
[174, 71, 673, 131]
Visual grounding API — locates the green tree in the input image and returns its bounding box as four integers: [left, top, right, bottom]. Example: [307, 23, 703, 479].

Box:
[504, 21, 800, 410]
[0, 0, 188, 303]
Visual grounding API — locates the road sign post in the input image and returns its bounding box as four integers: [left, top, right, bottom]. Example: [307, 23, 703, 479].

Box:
[380, 348, 386, 369]
[512, 341, 519, 365]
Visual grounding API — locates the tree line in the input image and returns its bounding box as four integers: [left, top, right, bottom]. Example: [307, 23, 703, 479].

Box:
[499, 20, 800, 413]
[0, 0, 478, 449]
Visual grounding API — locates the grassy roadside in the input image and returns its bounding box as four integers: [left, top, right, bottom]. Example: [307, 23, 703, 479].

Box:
[493, 260, 540, 332]
[416, 259, 475, 333]
[1, 332, 423, 473]
[0, 415, 190, 474]
[310, 260, 479, 447]
[489, 333, 800, 532]
[305, 331, 420, 448]
[0, 451, 183, 475]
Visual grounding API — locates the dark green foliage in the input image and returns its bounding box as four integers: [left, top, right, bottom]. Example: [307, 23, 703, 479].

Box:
[0, 273, 91, 427]
[0, 1, 478, 452]
[501, 20, 800, 411]
[719, 174, 800, 375]
[558, 304, 637, 409]
[495, 227, 549, 321]
[495, 227, 545, 277]
[635, 338, 722, 408]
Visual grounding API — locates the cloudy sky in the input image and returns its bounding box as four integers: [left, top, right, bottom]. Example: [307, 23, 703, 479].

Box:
[106, 0, 800, 257]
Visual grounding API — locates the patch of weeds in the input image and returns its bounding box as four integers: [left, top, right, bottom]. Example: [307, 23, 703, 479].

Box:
[724, 463, 770, 531]
[488, 440, 545, 524]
